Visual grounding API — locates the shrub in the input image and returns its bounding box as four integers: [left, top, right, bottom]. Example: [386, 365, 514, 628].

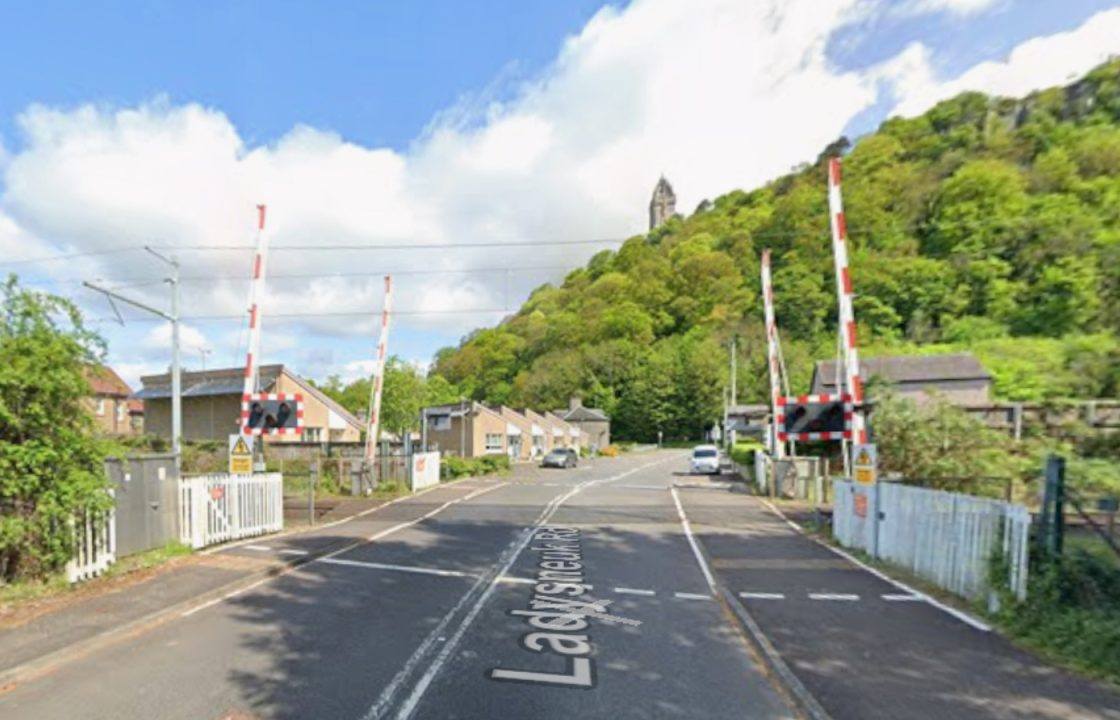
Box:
[439, 454, 511, 481]
[730, 441, 763, 467]
[599, 445, 620, 457]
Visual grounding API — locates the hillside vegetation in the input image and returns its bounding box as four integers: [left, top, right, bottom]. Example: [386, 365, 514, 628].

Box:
[433, 60, 1120, 441]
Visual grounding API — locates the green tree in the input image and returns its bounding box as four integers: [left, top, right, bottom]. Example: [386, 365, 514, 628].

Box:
[1, 277, 110, 581]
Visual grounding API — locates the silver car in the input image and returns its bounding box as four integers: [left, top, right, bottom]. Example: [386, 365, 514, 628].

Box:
[690, 445, 721, 474]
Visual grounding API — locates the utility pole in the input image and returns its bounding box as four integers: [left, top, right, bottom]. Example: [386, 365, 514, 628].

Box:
[729, 336, 737, 406]
[84, 246, 181, 471]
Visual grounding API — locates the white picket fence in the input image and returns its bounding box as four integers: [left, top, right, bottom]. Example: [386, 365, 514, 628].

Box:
[179, 473, 284, 549]
[833, 480, 1031, 602]
[66, 500, 117, 583]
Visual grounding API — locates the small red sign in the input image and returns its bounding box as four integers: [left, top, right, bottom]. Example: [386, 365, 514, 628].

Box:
[210, 486, 225, 501]
[854, 494, 868, 518]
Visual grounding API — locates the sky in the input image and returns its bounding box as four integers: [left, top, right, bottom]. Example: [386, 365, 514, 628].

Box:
[1, 0, 1119, 389]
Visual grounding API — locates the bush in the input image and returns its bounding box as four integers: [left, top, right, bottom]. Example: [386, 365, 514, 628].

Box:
[730, 441, 763, 466]
[599, 445, 620, 457]
[998, 550, 1120, 683]
[440, 454, 511, 480]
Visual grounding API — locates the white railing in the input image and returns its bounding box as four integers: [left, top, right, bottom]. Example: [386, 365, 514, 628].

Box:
[66, 499, 116, 583]
[180, 473, 284, 549]
[833, 480, 1031, 602]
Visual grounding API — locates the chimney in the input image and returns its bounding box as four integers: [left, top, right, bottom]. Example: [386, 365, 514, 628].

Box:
[570, 396, 583, 411]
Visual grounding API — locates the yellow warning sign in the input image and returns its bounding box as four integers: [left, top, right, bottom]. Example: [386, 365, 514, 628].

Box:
[229, 434, 254, 475]
[853, 443, 877, 486]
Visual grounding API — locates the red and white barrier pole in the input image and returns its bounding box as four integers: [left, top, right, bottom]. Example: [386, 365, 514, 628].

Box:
[364, 275, 393, 462]
[241, 204, 270, 402]
[827, 158, 867, 448]
[760, 249, 785, 459]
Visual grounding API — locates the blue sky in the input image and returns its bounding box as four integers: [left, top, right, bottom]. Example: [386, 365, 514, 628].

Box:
[1, 0, 1118, 387]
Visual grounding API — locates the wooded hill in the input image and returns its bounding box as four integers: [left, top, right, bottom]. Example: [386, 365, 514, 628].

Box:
[432, 59, 1120, 441]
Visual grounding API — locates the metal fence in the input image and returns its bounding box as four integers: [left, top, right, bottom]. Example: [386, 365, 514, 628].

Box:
[833, 479, 1031, 601]
[66, 499, 116, 583]
[180, 473, 284, 549]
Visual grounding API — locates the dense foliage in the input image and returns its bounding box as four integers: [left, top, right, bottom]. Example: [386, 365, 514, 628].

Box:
[432, 60, 1120, 441]
[0, 277, 110, 581]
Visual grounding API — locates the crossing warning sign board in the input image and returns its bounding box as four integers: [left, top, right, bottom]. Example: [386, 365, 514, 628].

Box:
[229, 434, 254, 475]
[853, 443, 877, 486]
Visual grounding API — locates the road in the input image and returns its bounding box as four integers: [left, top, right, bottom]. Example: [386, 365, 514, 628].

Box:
[0, 451, 800, 720]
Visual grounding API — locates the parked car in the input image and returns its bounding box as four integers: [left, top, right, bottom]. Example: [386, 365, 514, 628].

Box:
[541, 447, 579, 468]
[690, 445, 721, 474]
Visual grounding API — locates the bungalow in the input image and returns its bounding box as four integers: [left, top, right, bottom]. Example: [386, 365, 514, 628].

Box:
[810, 353, 993, 407]
[519, 408, 551, 458]
[490, 405, 534, 461]
[136, 364, 362, 443]
[421, 401, 510, 458]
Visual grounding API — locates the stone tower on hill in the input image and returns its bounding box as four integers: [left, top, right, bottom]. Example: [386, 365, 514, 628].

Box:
[649, 176, 676, 230]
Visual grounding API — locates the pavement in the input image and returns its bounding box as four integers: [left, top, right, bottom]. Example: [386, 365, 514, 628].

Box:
[0, 450, 1117, 719]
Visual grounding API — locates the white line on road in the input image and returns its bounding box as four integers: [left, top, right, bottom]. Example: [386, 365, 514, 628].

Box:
[674, 592, 712, 601]
[670, 486, 717, 591]
[495, 576, 537, 585]
[244, 545, 271, 552]
[739, 592, 786, 600]
[882, 593, 922, 602]
[614, 587, 656, 596]
[279, 548, 309, 556]
[757, 498, 992, 632]
[319, 557, 471, 579]
[808, 593, 859, 601]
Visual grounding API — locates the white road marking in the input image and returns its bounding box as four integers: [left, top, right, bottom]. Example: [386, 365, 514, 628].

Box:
[670, 486, 717, 590]
[278, 548, 308, 556]
[809, 593, 859, 601]
[244, 544, 271, 552]
[758, 498, 992, 632]
[614, 587, 656, 596]
[882, 593, 922, 602]
[495, 576, 537, 585]
[740, 592, 785, 600]
[674, 592, 712, 601]
[319, 557, 471, 578]
[369, 456, 677, 720]
[612, 483, 666, 490]
[180, 482, 507, 619]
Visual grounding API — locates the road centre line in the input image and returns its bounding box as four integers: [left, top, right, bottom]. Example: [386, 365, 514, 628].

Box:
[368, 455, 677, 720]
[740, 592, 785, 600]
[244, 545, 271, 552]
[614, 587, 656, 596]
[882, 593, 922, 601]
[758, 498, 992, 632]
[809, 593, 859, 601]
[278, 548, 309, 556]
[674, 592, 712, 600]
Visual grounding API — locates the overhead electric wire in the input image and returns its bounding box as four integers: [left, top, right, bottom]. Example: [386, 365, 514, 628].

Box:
[88, 307, 516, 324]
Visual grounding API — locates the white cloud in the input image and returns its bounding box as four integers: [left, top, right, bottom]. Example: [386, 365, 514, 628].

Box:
[883, 8, 1120, 118]
[1, 0, 1117, 382]
[894, 0, 1001, 17]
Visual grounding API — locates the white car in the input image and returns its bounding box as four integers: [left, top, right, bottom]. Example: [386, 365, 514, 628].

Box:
[690, 445, 721, 474]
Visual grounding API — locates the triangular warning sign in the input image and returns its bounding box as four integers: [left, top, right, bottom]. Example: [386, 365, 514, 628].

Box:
[856, 450, 870, 465]
[232, 436, 250, 455]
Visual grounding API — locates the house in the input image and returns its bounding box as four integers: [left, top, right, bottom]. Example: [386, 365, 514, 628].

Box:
[490, 406, 534, 461]
[136, 364, 362, 443]
[85, 366, 140, 435]
[544, 411, 575, 450]
[553, 397, 611, 451]
[810, 354, 993, 407]
[420, 401, 509, 458]
[519, 408, 551, 457]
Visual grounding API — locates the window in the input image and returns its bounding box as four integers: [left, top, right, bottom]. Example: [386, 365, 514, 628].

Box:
[117, 403, 127, 421]
[305, 427, 322, 442]
[96, 398, 106, 416]
[484, 433, 503, 453]
[430, 414, 451, 431]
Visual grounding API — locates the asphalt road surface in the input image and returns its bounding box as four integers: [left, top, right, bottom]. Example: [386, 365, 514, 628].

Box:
[0, 451, 799, 720]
